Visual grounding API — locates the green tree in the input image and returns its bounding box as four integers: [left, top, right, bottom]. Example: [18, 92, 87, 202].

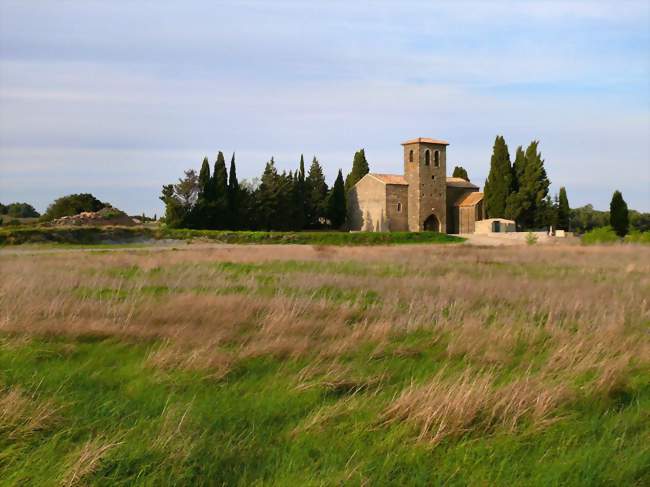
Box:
[505, 146, 526, 221]
[198, 157, 211, 196]
[42, 193, 107, 221]
[484, 136, 512, 218]
[557, 187, 570, 231]
[327, 169, 347, 229]
[630, 210, 650, 232]
[293, 155, 307, 230]
[256, 158, 281, 230]
[211, 152, 228, 201]
[159, 184, 185, 227]
[452, 166, 469, 181]
[570, 204, 609, 234]
[345, 149, 369, 191]
[159, 170, 199, 228]
[505, 141, 550, 229]
[305, 157, 329, 227]
[227, 153, 240, 228]
[5, 202, 40, 218]
[610, 190, 629, 237]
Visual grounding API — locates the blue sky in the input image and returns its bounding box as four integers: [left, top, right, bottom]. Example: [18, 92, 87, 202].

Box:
[1, 0, 648, 215]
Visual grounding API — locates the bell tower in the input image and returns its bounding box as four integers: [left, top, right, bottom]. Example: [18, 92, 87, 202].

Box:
[402, 137, 448, 232]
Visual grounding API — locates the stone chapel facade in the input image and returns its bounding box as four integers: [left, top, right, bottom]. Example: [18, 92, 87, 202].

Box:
[347, 137, 485, 234]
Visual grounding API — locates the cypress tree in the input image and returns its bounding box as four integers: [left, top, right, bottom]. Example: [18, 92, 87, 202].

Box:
[227, 153, 240, 228]
[505, 141, 550, 229]
[610, 190, 629, 237]
[212, 151, 228, 200]
[198, 157, 211, 196]
[505, 146, 526, 222]
[306, 157, 329, 227]
[327, 169, 347, 229]
[557, 187, 570, 231]
[452, 166, 469, 181]
[484, 136, 512, 218]
[199, 151, 229, 229]
[257, 158, 280, 230]
[345, 149, 370, 191]
[293, 155, 307, 230]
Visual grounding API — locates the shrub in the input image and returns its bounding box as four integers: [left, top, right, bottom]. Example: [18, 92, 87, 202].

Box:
[5, 202, 40, 218]
[526, 232, 538, 245]
[624, 230, 650, 245]
[582, 226, 619, 245]
[42, 193, 107, 221]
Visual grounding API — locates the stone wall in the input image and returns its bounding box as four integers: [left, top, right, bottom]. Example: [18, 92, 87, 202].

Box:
[346, 175, 388, 231]
[385, 185, 409, 231]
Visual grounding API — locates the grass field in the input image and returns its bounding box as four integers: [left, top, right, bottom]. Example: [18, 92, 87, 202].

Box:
[1, 243, 649, 485]
[0, 226, 462, 246]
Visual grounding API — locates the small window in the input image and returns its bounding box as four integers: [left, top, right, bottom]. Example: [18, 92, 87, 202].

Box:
[409, 150, 414, 162]
[397, 202, 402, 212]
[431, 175, 435, 180]
[434, 151, 440, 167]
[424, 150, 430, 166]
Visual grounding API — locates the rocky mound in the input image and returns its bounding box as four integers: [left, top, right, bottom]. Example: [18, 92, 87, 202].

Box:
[50, 206, 137, 227]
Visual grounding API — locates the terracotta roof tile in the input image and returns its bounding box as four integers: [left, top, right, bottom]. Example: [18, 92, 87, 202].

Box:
[369, 173, 408, 185]
[446, 177, 478, 189]
[457, 192, 484, 207]
[401, 137, 450, 146]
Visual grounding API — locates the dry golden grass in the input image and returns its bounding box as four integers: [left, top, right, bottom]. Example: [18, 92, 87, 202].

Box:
[1, 243, 648, 447]
[62, 437, 123, 487]
[382, 367, 571, 444]
[0, 384, 62, 440]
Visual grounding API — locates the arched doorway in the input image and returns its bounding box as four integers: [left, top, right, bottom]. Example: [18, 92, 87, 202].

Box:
[423, 214, 440, 232]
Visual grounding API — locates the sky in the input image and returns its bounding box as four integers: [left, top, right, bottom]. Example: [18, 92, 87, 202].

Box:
[1, 0, 649, 216]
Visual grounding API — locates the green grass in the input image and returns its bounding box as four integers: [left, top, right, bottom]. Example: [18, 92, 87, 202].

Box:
[1, 334, 648, 486]
[0, 226, 463, 246]
[2, 245, 648, 485]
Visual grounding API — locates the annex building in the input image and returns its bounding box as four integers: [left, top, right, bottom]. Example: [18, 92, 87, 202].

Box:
[347, 137, 485, 234]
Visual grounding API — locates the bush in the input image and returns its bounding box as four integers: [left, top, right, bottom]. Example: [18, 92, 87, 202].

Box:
[5, 203, 40, 218]
[581, 226, 620, 245]
[624, 230, 650, 245]
[525, 232, 538, 245]
[42, 193, 107, 221]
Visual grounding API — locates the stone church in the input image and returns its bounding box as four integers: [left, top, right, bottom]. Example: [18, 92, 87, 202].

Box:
[347, 137, 485, 234]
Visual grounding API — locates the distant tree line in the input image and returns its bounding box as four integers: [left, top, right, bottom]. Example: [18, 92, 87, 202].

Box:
[0, 202, 40, 218]
[160, 150, 370, 230]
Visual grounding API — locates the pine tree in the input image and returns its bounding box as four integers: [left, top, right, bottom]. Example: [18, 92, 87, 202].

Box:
[198, 157, 211, 196]
[327, 169, 346, 229]
[345, 149, 370, 191]
[306, 156, 329, 227]
[452, 166, 469, 181]
[484, 136, 512, 218]
[610, 190, 629, 237]
[557, 187, 570, 231]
